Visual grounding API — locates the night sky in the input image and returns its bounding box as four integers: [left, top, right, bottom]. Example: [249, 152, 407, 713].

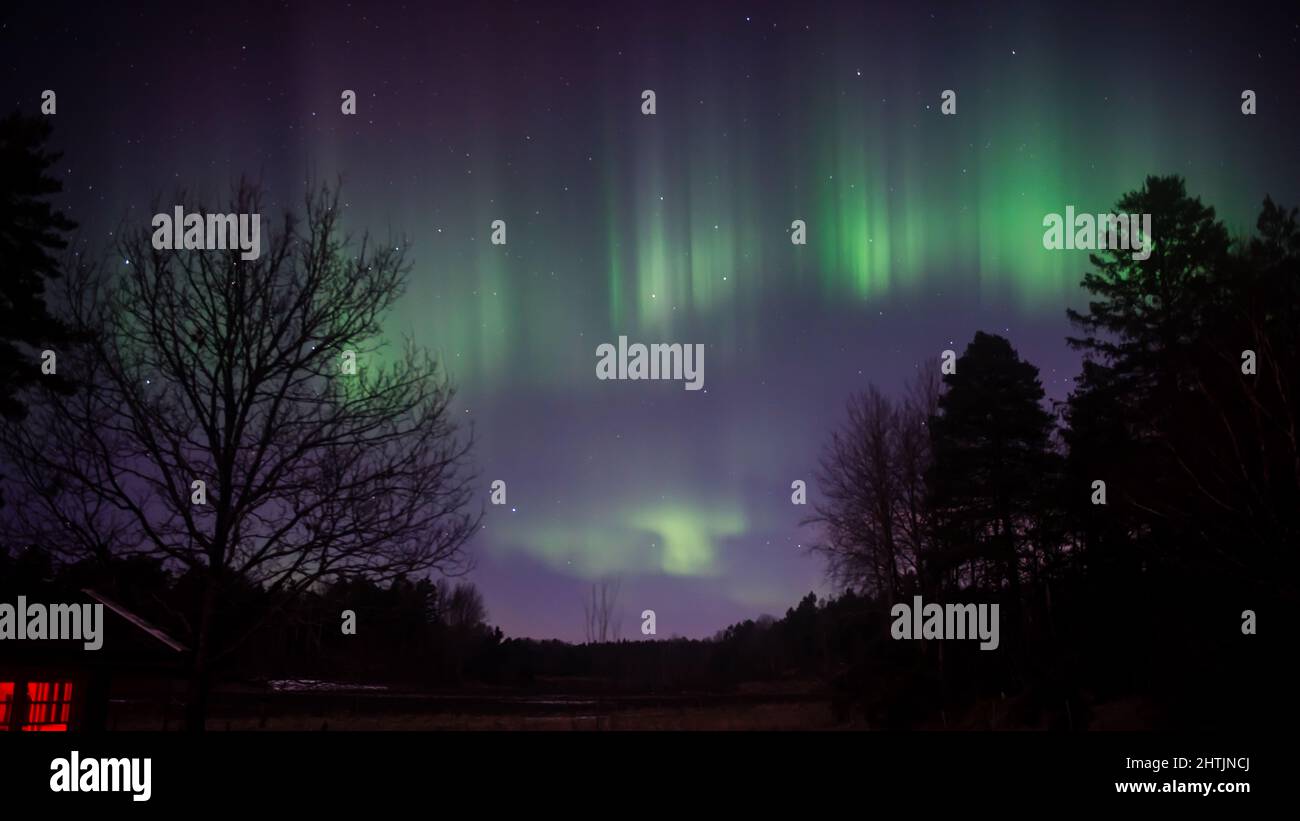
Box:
[4, 0, 1299, 641]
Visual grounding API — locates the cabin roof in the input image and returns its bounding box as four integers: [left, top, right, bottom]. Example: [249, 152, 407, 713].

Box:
[81, 588, 188, 653]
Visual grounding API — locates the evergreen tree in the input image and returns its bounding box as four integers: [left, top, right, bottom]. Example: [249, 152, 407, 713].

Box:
[0, 112, 77, 422]
[926, 332, 1056, 604]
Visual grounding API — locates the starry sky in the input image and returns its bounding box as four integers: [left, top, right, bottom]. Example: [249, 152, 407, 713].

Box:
[4, 0, 1299, 641]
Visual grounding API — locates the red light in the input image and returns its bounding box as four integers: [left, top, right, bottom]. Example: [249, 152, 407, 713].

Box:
[0, 682, 12, 729]
[21, 681, 74, 732]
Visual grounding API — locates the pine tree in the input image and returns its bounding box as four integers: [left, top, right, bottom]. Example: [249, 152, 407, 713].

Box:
[0, 112, 77, 422]
[926, 332, 1056, 603]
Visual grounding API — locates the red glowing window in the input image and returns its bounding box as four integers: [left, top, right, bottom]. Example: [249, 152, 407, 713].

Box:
[0, 682, 12, 730]
[21, 681, 74, 732]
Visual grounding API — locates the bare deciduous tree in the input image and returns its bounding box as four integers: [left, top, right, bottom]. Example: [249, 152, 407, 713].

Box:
[807, 363, 940, 603]
[583, 578, 622, 643]
[437, 578, 487, 631]
[0, 182, 480, 729]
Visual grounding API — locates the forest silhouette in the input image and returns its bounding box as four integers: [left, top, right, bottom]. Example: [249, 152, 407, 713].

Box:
[2, 112, 1295, 730]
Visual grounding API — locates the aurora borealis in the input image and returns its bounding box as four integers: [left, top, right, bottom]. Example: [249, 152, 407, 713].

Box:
[5, 0, 1299, 641]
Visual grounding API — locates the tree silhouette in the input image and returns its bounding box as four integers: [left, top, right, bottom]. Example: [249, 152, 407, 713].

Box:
[439, 578, 488, 631]
[584, 578, 622, 643]
[0, 112, 79, 507]
[926, 333, 1057, 614]
[809, 363, 939, 603]
[0, 181, 481, 730]
[1067, 176, 1300, 597]
[0, 112, 77, 420]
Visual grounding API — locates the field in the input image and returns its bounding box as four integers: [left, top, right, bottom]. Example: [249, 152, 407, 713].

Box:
[104, 680, 841, 731]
